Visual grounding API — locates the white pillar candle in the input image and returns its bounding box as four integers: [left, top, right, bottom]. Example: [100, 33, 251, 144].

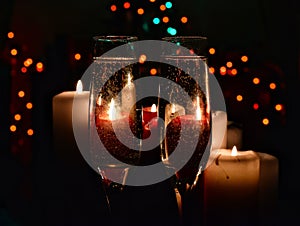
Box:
[203, 146, 260, 225]
[257, 152, 279, 224]
[52, 80, 89, 166]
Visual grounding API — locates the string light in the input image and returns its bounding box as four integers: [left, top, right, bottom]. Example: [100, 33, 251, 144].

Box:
[181, 16, 188, 23]
[236, 95, 243, 102]
[209, 67, 215, 74]
[165, 2, 172, 8]
[253, 103, 259, 110]
[139, 54, 147, 64]
[162, 16, 169, 23]
[110, 4, 117, 12]
[137, 8, 144, 15]
[10, 49, 18, 56]
[21, 67, 27, 73]
[231, 69, 237, 76]
[220, 66, 226, 76]
[160, 5, 166, 11]
[150, 68, 157, 75]
[153, 17, 160, 24]
[123, 2, 130, 9]
[27, 129, 34, 136]
[269, 83, 276, 90]
[209, 48, 215, 55]
[10, 125, 17, 132]
[36, 62, 44, 72]
[14, 114, 21, 121]
[7, 32, 14, 39]
[74, 53, 81, 60]
[253, 77, 260, 85]
[262, 118, 269, 125]
[26, 102, 33, 109]
[18, 91, 25, 98]
[241, 55, 248, 62]
[275, 104, 283, 111]
[226, 62, 233, 68]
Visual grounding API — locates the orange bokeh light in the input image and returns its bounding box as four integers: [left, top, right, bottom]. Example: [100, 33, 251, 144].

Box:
[8, 32, 14, 39]
[150, 68, 157, 75]
[262, 118, 269, 125]
[241, 55, 248, 62]
[137, 8, 144, 15]
[36, 62, 44, 72]
[275, 104, 283, 111]
[162, 16, 169, 23]
[209, 48, 215, 55]
[10, 49, 18, 56]
[181, 17, 188, 23]
[253, 77, 260, 84]
[269, 83, 276, 90]
[18, 91, 25, 98]
[236, 95, 243, 101]
[139, 54, 147, 64]
[160, 5, 166, 11]
[231, 69, 237, 76]
[74, 53, 81, 60]
[26, 102, 33, 109]
[226, 62, 233, 68]
[14, 114, 21, 121]
[27, 129, 34, 136]
[209, 67, 215, 74]
[10, 125, 17, 132]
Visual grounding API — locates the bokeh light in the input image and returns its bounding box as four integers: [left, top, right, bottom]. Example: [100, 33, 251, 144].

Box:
[27, 129, 34, 136]
[18, 91, 25, 98]
[14, 114, 21, 121]
[7, 32, 14, 39]
[26, 102, 33, 109]
[236, 95, 243, 101]
[262, 118, 269, 125]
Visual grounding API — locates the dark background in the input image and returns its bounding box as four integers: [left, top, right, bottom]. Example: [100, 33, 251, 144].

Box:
[1, 0, 299, 225]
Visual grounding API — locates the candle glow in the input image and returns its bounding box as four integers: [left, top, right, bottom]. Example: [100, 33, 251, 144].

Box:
[76, 80, 83, 93]
[151, 104, 157, 113]
[109, 98, 117, 120]
[195, 96, 201, 121]
[231, 145, 238, 156]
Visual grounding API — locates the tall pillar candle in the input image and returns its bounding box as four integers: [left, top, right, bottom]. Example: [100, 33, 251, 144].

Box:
[52, 80, 89, 166]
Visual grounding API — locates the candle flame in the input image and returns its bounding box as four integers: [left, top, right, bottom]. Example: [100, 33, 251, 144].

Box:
[171, 104, 176, 114]
[96, 95, 102, 106]
[127, 72, 132, 86]
[76, 80, 83, 93]
[109, 98, 116, 120]
[195, 96, 201, 120]
[151, 104, 157, 112]
[231, 145, 238, 156]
